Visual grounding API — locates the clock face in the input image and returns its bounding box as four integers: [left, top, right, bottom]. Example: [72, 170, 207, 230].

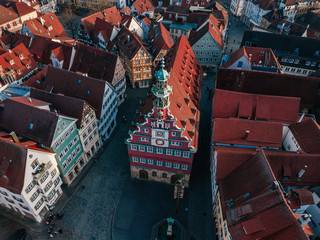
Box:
[156, 139, 165, 145]
[156, 131, 164, 137]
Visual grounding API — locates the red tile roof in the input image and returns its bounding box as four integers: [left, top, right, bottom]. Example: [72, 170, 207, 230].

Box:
[151, 22, 174, 59]
[216, 68, 320, 109]
[142, 17, 151, 27]
[12, 1, 36, 16]
[0, 97, 59, 147]
[130, 35, 202, 149]
[0, 31, 32, 49]
[293, 189, 314, 206]
[180, 0, 209, 7]
[213, 118, 283, 148]
[21, 67, 47, 88]
[81, 6, 122, 37]
[0, 5, 19, 26]
[223, 46, 281, 71]
[213, 147, 320, 186]
[24, 12, 67, 38]
[289, 118, 320, 154]
[0, 138, 27, 194]
[132, 0, 155, 16]
[120, 6, 132, 16]
[212, 89, 300, 123]
[93, 17, 114, 43]
[219, 150, 308, 240]
[0, 43, 38, 85]
[40, 66, 109, 119]
[114, 26, 149, 60]
[28, 35, 72, 69]
[68, 42, 119, 85]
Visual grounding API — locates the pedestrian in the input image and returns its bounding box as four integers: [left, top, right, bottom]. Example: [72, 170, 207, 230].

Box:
[58, 228, 63, 234]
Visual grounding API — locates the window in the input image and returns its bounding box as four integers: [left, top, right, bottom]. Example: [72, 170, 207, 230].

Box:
[166, 162, 172, 168]
[156, 148, 163, 154]
[157, 161, 162, 166]
[5, 197, 14, 204]
[64, 146, 69, 154]
[25, 182, 35, 194]
[305, 61, 311, 66]
[171, 141, 182, 146]
[44, 181, 53, 192]
[183, 152, 190, 158]
[51, 169, 57, 178]
[148, 159, 153, 165]
[162, 173, 167, 178]
[166, 149, 172, 155]
[173, 163, 180, 169]
[0, 190, 8, 196]
[83, 132, 87, 139]
[139, 145, 145, 151]
[172, 132, 179, 137]
[130, 144, 137, 150]
[237, 61, 243, 68]
[40, 171, 49, 184]
[132, 156, 139, 162]
[54, 178, 60, 187]
[35, 198, 44, 210]
[181, 164, 188, 170]
[31, 160, 39, 170]
[152, 171, 157, 176]
[19, 204, 29, 211]
[147, 146, 153, 152]
[142, 128, 149, 133]
[30, 190, 39, 202]
[140, 158, 146, 163]
[12, 196, 23, 203]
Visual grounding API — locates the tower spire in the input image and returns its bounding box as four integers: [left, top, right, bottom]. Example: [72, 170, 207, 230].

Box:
[152, 58, 172, 111]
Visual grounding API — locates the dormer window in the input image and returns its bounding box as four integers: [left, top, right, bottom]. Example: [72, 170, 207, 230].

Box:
[38, 29, 42, 33]
[48, 26, 53, 31]
[19, 54, 24, 59]
[10, 60, 14, 65]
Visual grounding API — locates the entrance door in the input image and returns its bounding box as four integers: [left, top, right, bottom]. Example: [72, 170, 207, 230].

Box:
[171, 175, 178, 184]
[139, 170, 148, 179]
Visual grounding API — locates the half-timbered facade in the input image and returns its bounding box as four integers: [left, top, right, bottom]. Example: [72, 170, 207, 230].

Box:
[126, 36, 202, 186]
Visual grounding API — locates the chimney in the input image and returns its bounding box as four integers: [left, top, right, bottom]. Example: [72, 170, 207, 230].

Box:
[297, 165, 307, 180]
[244, 130, 250, 141]
[28, 97, 32, 103]
[298, 214, 312, 228]
[10, 131, 20, 143]
[40, 17, 45, 26]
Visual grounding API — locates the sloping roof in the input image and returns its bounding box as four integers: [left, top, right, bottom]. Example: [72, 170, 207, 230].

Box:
[0, 31, 32, 49]
[289, 118, 320, 154]
[68, 42, 118, 85]
[41, 66, 107, 119]
[180, 0, 209, 7]
[255, 0, 278, 10]
[219, 150, 308, 240]
[151, 22, 174, 58]
[212, 89, 300, 123]
[30, 88, 89, 128]
[113, 26, 147, 60]
[190, 22, 223, 49]
[81, 6, 122, 36]
[12, 1, 36, 16]
[166, 5, 189, 14]
[21, 67, 47, 88]
[293, 189, 314, 206]
[223, 46, 281, 70]
[0, 97, 58, 147]
[0, 138, 27, 194]
[213, 146, 320, 186]
[241, 30, 320, 60]
[24, 12, 68, 38]
[93, 17, 114, 43]
[213, 118, 283, 148]
[0, 5, 19, 25]
[120, 6, 132, 15]
[216, 68, 320, 109]
[29, 35, 72, 69]
[130, 35, 202, 149]
[0, 43, 38, 85]
[142, 17, 151, 27]
[132, 0, 155, 15]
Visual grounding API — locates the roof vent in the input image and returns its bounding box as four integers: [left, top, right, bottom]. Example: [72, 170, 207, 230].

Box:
[28, 97, 32, 103]
[10, 131, 20, 143]
[244, 130, 250, 141]
[298, 165, 307, 180]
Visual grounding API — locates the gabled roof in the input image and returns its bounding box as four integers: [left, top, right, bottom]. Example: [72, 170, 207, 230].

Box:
[12, 1, 36, 16]
[219, 150, 308, 240]
[93, 17, 114, 42]
[151, 22, 174, 58]
[180, 0, 209, 7]
[289, 118, 320, 154]
[81, 6, 122, 36]
[132, 0, 155, 15]
[21, 67, 47, 88]
[212, 89, 300, 123]
[0, 43, 38, 85]
[28, 35, 72, 69]
[213, 146, 320, 186]
[213, 118, 283, 148]
[0, 31, 32, 49]
[130, 35, 202, 149]
[165, 5, 189, 14]
[41, 66, 108, 119]
[216, 68, 320, 109]
[120, 6, 132, 16]
[113, 26, 148, 60]
[293, 189, 314, 206]
[0, 97, 58, 147]
[24, 13, 67, 38]
[30, 88, 91, 128]
[0, 5, 19, 25]
[223, 46, 281, 71]
[255, 0, 278, 10]
[0, 138, 27, 194]
[142, 16, 151, 27]
[190, 21, 223, 49]
[69, 42, 118, 85]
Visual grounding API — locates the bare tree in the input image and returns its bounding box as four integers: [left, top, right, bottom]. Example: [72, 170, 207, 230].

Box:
[61, 7, 79, 39]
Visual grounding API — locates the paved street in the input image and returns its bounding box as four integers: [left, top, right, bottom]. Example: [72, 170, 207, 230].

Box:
[224, 14, 247, 55]
[113, 72, 216, 240]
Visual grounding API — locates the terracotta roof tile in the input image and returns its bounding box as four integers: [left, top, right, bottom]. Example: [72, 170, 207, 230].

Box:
[216, 68, 320, 109]
[289, 118, 320, 154]
[293, 189, 314, 206]
[0, 5, 19, 25]
[151, 22, 174, 58]
[132, 0, 155, 15]
[212, 89, 300, 123]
